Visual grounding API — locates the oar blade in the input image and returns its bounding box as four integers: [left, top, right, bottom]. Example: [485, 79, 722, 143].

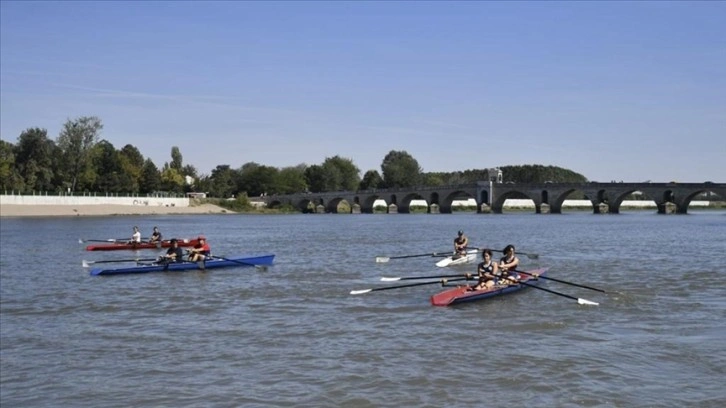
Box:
[82, 260, 91, 267]
[578, 298, 599, 306]
[375, 257, 391, 263]
[380, 277, 402, 282]
[350, 289, 373, 295]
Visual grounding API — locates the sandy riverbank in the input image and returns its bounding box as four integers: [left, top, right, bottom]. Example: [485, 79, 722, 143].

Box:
[0, 203, 236, 217]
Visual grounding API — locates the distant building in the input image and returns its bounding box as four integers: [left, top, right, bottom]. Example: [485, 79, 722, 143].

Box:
[485, 168, 503, 183]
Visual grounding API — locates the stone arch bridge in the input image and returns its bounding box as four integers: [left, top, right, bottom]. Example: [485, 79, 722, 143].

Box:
[262, 181, 725, 214]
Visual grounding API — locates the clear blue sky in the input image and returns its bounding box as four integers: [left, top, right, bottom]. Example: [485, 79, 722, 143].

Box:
[1, 1, 724, 182]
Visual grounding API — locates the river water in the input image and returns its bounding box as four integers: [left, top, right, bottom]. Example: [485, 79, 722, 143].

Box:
[1, 211, 724, 407]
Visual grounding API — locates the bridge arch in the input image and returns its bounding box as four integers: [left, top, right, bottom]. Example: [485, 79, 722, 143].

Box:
[398, 193, 427, 214]
[491, 190, 540, 214]
[440, 190, 476, 214]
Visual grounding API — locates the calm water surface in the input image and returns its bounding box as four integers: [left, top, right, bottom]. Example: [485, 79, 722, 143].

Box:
[1, 211, 725, 407]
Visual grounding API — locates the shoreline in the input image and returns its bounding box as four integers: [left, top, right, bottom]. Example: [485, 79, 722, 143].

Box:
[0, 203, 236, 217]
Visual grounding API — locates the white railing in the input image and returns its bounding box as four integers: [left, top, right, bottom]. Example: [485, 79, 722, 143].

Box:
[0, 192, 189, 207]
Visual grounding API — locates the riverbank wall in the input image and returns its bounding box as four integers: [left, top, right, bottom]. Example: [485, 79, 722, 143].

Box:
[0, 194, 189, 207]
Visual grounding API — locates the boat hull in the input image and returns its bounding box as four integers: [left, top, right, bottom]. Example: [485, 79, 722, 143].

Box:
[90, 254, 275, 276]
[435, 249, 478, 267]
[430, 267, 549, 306]
[86, 238, 200, 251]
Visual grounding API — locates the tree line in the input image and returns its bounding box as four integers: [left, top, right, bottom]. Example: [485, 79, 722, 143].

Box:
[0, 116, 588, 198]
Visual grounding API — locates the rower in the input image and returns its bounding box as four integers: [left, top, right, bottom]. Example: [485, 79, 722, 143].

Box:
[188, 236, 211, 262]
[128, 226, 142, 244]
[499, 244, 521, 282]
[453, 230, 468, 259]
[159, 238, 183, 263]
[149, 226, 162, 243]
[471, 248, 500, 291]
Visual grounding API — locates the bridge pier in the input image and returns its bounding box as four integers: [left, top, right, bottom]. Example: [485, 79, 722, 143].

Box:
[538, 203, 550, 214]
[657, 202, 678, 214]
[430, 204, 440, 214]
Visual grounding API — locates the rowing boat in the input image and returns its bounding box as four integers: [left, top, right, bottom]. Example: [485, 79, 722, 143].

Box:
[435, 249, 478, 267]
[89, 254, 275, 276]
[430, 267, 548, 306]
[85, 238, 200, 251]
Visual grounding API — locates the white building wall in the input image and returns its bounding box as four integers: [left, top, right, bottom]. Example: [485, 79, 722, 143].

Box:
[0, 194, 190, 207]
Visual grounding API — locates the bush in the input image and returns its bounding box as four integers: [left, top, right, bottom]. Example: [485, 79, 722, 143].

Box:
[216, 195, 254, 212]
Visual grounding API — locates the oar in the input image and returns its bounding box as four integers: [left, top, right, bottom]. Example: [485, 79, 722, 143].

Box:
[79, 238, 131, 244]
[375, 250, 453, 263]
[350, 277, 471, 295]
[82, 258, 157, 267]
[380, 273, 474, 282]
[518, 281, 599, 306]
[475, 247, 539, 260]
[515, 270, 607, 293]
[209, 255, 269, 271]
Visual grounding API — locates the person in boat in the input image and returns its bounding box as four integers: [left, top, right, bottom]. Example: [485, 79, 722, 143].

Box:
[472, 248, 500, 290]
[188, 236, 211, 262]
[128, 226, 142, 244]
[453, 230, 469, 259]
[149, 226, 162, 243]
[499, 244, 521, 281]
[159, 238, 184, 263]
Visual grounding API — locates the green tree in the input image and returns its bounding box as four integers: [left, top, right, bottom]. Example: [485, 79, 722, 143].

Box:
[498, 165, 587, 183]
[0, 140, 17, 191]
[304, 164, 325, 193]
[139, 159, 161, 194]
[170, 146, 183, 171]
[118, 144, 145, 193]
[321, 155, 360, 191]
[421, 172, 445, 187]
[359, 169, 383, 190]
[380, 150, 422, 188]
[207, 165, 238, 198]
[93, 140, 138, 194]
[277, 165, 308, 194]
[160, 163, 185, 194]
[182, 164, 198, 191]
[56, 116, 103, 192]
[14, 128, 56, 192]
[238, 162, 279, 196]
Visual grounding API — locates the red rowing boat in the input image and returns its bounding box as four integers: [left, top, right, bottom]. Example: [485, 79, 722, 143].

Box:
[85, 238, 200, 251]
[430, 268, 549, 306]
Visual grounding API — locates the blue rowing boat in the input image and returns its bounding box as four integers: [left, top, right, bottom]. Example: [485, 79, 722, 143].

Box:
[90, 254, 275, 276]
[430, 267, 549, 306]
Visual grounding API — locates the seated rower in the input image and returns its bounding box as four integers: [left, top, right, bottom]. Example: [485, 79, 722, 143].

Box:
[159, 238, 184, 263]
[188, 236, 211, 262]
[472, 248, 499, 290]
[149, 226, 162, 243]
[128, 226, 142, 244]
[453, 230, 469, 259]
[499, 244, 521, 281]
